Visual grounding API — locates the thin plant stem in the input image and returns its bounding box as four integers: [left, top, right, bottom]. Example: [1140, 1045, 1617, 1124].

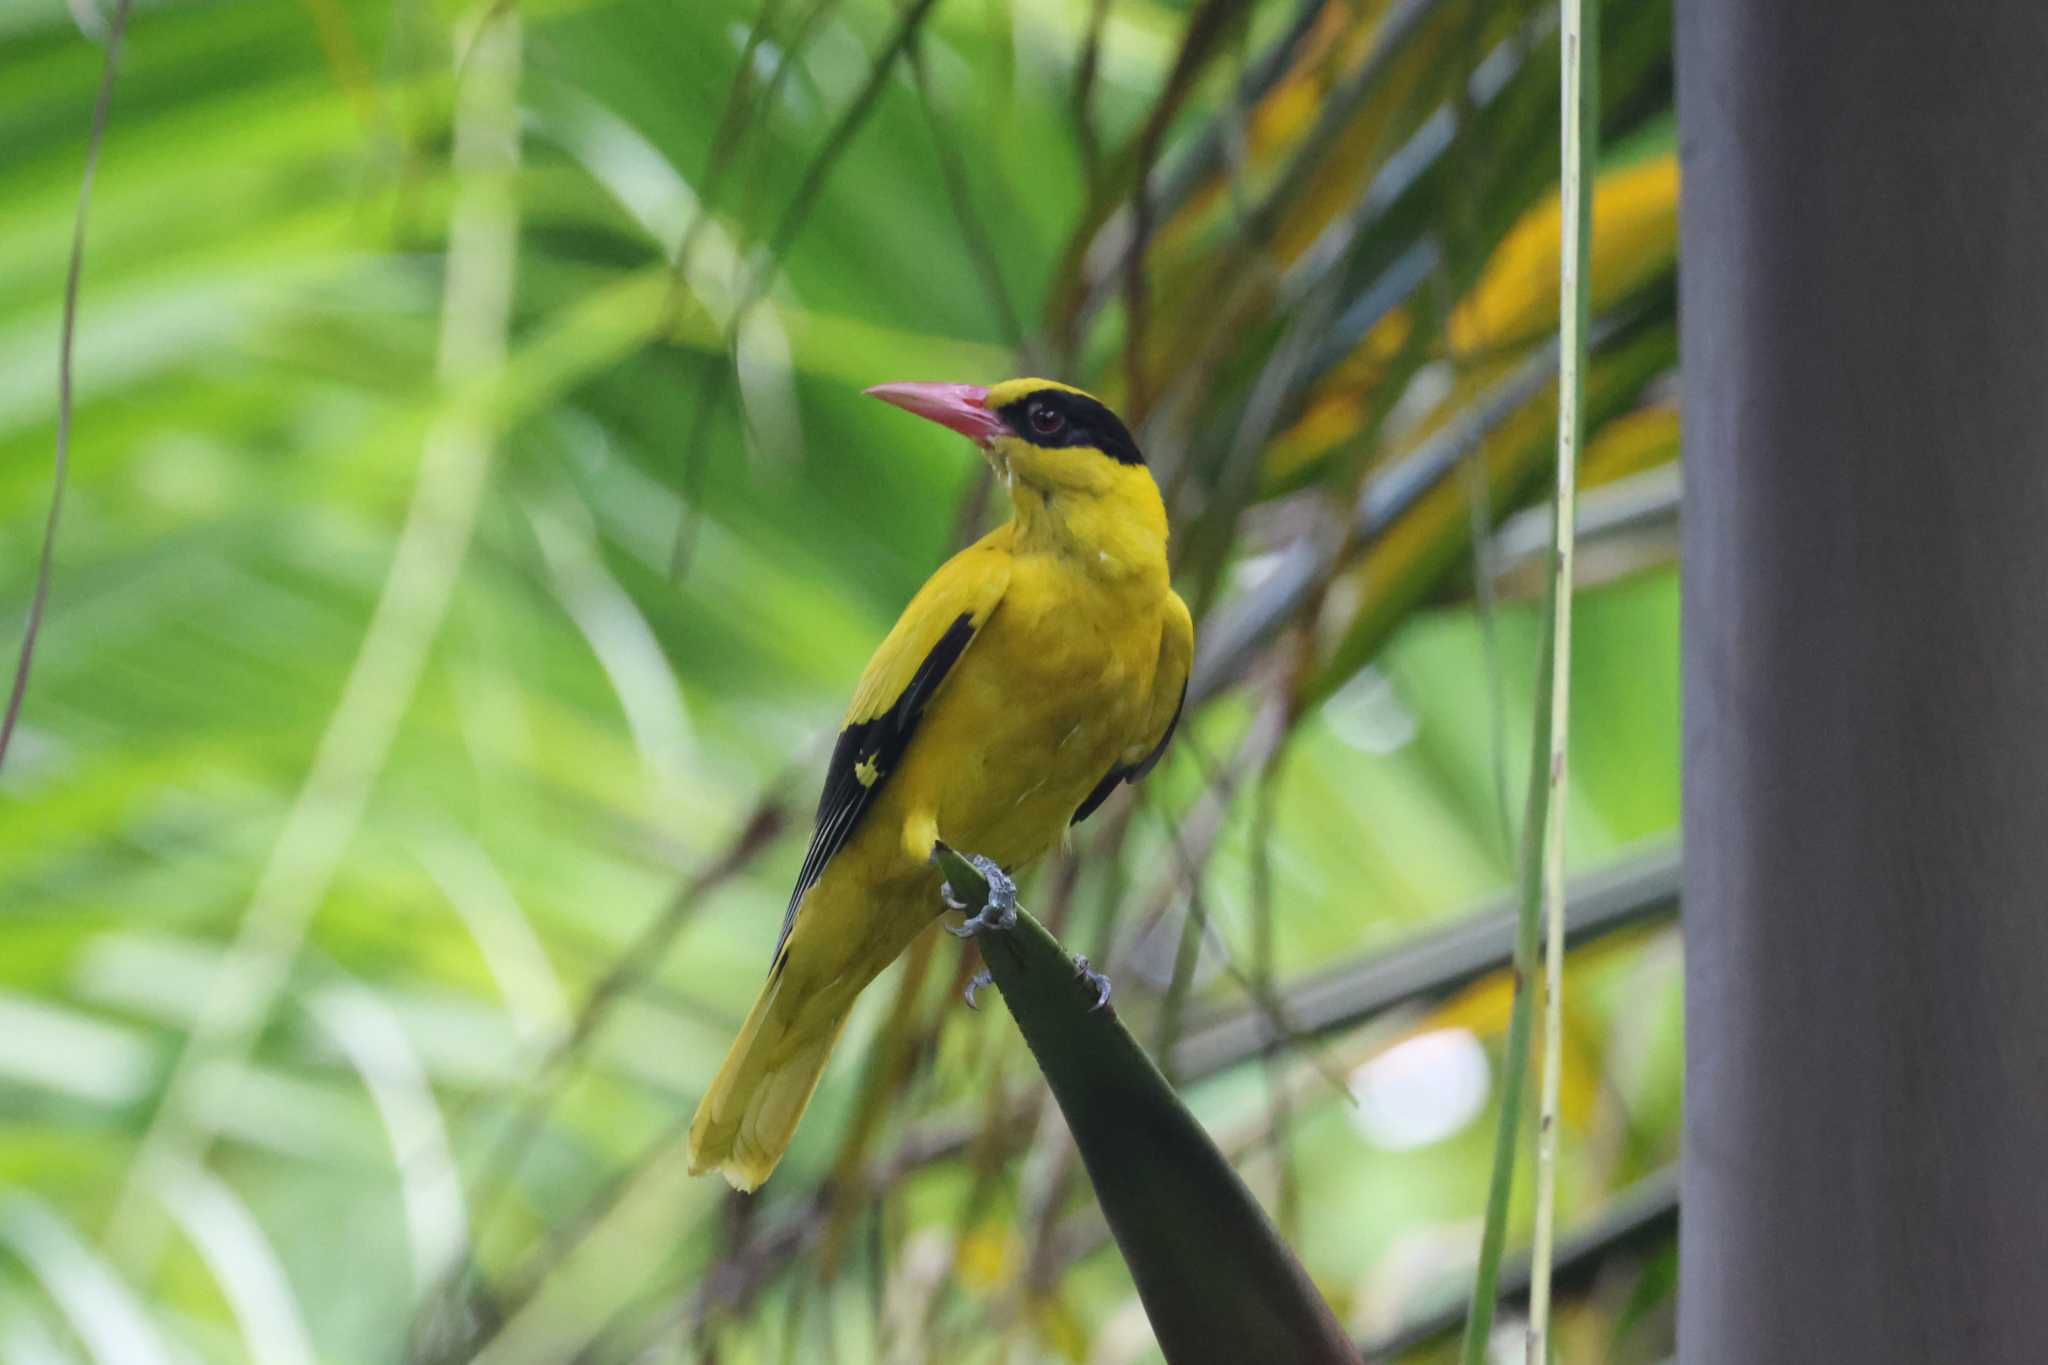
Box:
[1249, 745, 1301, 1236]
[666, 0, 938, 581]
[1455, 607, 1553, 1365]
[1070, 0, 1113, 190]
[1, 0, 132, 773]
[1529, 0, 1596, 1358]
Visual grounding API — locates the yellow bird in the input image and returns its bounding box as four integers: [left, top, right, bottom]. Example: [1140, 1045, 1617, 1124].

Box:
[687, 378, 1193, 1192]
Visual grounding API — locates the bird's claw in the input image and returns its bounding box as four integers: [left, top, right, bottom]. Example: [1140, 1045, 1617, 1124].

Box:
[963, 969, 994, 1010]
[942, 853, 1019, 938]
[1072, 954, 1112, 1011]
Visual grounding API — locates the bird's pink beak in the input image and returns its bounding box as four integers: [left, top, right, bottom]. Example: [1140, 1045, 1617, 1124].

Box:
[864, 382, 1005, 444]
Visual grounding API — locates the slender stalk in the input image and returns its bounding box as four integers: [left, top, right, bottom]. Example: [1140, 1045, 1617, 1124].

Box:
[0, 0, 131, 773]
[1454, 608, 1553, 1365]
[1530, 2, 1598, 1360]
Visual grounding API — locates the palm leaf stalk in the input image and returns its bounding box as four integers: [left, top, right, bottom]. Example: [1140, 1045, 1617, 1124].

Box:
[931, 844, 1360, 1365]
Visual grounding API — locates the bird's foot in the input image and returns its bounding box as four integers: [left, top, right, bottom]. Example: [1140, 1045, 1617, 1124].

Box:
[1071, 954, 1112, 1012]
[963, 969, 994, 1010]
[941, 853, 1018, 938]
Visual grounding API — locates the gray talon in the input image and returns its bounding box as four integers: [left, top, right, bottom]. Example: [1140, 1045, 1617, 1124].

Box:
[963, 969, 994, 1010]
[1072, 953, 1113, 1011]
[942, 853, 1019, 938]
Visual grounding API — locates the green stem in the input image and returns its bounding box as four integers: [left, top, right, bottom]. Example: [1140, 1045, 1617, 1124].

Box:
[1455, 608, 1555, 1365]
[1530, 0, 1599, 1358]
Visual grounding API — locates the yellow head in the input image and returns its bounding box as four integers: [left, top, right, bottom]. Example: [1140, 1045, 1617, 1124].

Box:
[865, 377, 1165, 569]
[866, 377, 1149, 491]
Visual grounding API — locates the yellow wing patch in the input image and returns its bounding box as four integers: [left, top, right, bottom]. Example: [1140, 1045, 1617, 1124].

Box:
[843, 525, 1013, 727]
[771, 525, 1015, 960]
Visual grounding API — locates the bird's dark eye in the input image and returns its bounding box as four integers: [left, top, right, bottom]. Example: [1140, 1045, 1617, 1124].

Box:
[1028, 403, 1065, 437]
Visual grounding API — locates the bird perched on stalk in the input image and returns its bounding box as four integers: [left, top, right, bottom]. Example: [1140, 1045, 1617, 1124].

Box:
[687, 378, 1193, 1192]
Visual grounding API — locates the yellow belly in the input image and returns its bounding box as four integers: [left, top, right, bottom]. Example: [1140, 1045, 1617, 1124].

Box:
[787, 554, 1166, 989]
[910, 577, 1155, 866]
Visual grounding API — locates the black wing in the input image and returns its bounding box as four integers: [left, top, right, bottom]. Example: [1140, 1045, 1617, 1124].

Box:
[773, 612, 977, 961]
[1071, 680, 1186, 826]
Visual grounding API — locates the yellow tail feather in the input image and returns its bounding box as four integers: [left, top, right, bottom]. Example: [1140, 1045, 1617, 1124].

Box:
[687, 966, 853, 1193]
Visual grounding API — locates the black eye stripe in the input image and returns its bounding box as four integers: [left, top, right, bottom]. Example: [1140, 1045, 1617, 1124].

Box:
[994, 390, 1144, 466]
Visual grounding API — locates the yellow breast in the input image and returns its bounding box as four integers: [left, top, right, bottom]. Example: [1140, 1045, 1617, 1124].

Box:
[879, 550, 1167, 875]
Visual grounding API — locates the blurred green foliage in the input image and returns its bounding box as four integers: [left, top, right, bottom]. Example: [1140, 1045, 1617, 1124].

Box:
[0, 0, 1681, 1360]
